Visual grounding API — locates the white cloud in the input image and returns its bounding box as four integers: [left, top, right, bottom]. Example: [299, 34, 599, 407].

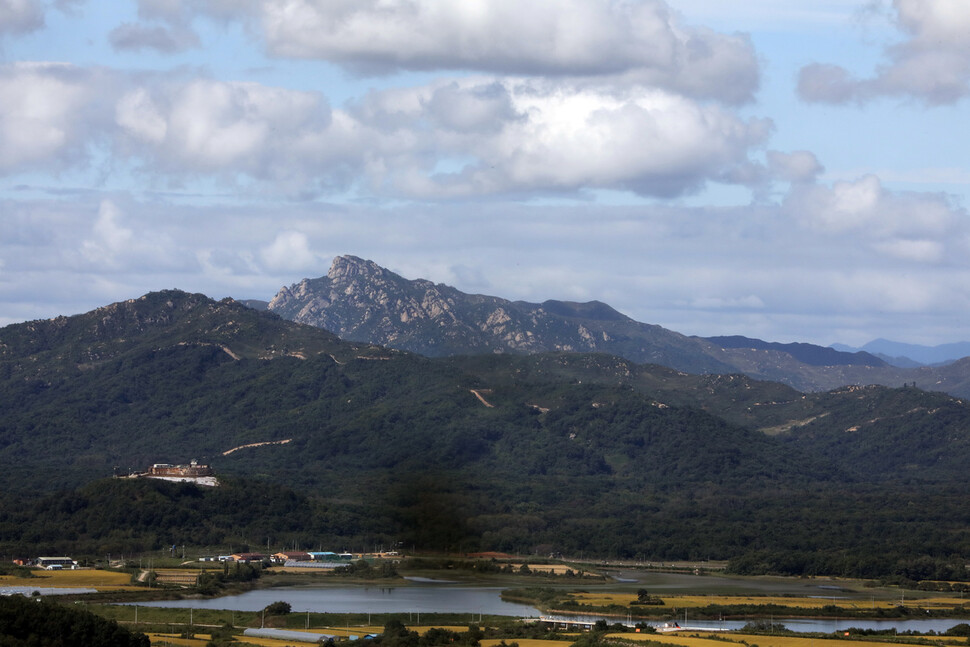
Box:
[81, 200, 142, 269]
[0, 0, 44, 37]
[783, 174, 964, 264]
[0, 64, 769, 199]
[0, 63, 105, 172]
[253, 0, 759, 103]
[115, 78, 341, 190]
[91, 200, 134, 254]
[260, 230, 319, 272]
[872, 238, 945, 263]
[116, 87, 168, 143]
[690, 295, 766, 310]
[353, 78, 772, 198]
[76, 199, 199, 274]
[799, 0, 970, 104]
[767, 150, 824, 184]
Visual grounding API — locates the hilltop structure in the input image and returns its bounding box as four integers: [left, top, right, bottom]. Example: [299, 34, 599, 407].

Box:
[147, 460, 212, 478]
[122, 460, 219, 487]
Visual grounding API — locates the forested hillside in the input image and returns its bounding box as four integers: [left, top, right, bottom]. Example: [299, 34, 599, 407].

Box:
[2, 290, 970, 578]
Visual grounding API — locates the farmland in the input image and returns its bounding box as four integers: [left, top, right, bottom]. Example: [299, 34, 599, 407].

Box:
[0, 567, 134, 591]
[610, 633, 970, 647]
[571, 593, 970, 612]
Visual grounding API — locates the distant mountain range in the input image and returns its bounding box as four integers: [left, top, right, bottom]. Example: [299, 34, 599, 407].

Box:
[265, 255, 970, 398]
[831, 338, 970, 367]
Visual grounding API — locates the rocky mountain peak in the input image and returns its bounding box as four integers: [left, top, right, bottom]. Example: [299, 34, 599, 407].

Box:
[328, 255, 385, 282]
[262, 255, 947, 393]
[266, 255, 728, 369]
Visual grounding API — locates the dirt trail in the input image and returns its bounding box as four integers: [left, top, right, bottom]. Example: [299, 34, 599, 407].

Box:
[222, 438, 292, 456]
[469, 389, 495, 408]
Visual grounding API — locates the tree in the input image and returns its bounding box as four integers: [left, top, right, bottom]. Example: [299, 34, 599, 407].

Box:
[264, 601, 291, 615]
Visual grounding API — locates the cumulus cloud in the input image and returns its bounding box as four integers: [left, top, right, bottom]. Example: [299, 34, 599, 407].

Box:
[115, 0, 758, 103]
[0, 0, 44, 37]
[76, 199, 199, 275]
[0, 63, 110, 173]
[82, 200, 134, 263]
[0, 63, 770, 199]
[260, 230, 319, 272]
[352, 78, 772, 198]
[114, 78, 343, 190]
[250, 0, 759, 103]
[783, 174, 965, 262]
[767, 150, 823, 184]
[798, 0, 970, 104]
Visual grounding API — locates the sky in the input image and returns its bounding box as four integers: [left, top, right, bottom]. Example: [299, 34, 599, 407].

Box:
[1, 0, 969, 347]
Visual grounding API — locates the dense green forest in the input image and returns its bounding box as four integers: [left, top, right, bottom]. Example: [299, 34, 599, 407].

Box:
[2, 474, 969, 582]
[2, 290, 970, 579]
[0, 594, 149, 647]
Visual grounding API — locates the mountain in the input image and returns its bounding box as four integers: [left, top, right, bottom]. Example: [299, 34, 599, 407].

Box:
[831, 338, 970, 367]
[4, 289, 970, 577]
[268, 256, 970, 397]
[268, 255, 738, 375]
[705, 335, 884, 367]
[267, 257, 876, 388]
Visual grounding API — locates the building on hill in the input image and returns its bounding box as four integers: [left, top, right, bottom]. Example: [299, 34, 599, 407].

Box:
[120, 459, 219, 486]
[148, 460, 212, 477]
[272, 551, 311, 564]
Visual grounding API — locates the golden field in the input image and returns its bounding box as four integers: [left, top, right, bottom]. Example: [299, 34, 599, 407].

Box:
[510, 564, 577, 574]
[610, 633, 919, 647]
[0, 568, 134, 591]
[572, 592, 968, 611]
[146, 633, 209, 646]
[482, 640, 572, 647]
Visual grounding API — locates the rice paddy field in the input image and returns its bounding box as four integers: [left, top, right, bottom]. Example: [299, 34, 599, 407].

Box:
[0, 568, 135, 591]
[510, 564, 578, 575]
[146, 633, 210, 646]
[481, 640, 570, 647]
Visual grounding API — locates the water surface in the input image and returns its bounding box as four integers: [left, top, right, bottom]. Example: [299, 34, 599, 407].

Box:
[137, 584, 539, 616]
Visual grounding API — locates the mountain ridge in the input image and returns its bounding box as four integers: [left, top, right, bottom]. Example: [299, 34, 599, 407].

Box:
[831, 338, 970, 366]
[267, 255, 970, 397]
[268, 255, 736, 375]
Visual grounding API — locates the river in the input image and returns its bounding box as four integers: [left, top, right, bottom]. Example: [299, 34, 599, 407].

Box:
[132, 575, 970, 634]
[134, 581, 539, 617]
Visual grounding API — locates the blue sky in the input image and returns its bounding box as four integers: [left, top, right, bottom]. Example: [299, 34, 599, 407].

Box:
[1, 0, 969, 347]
